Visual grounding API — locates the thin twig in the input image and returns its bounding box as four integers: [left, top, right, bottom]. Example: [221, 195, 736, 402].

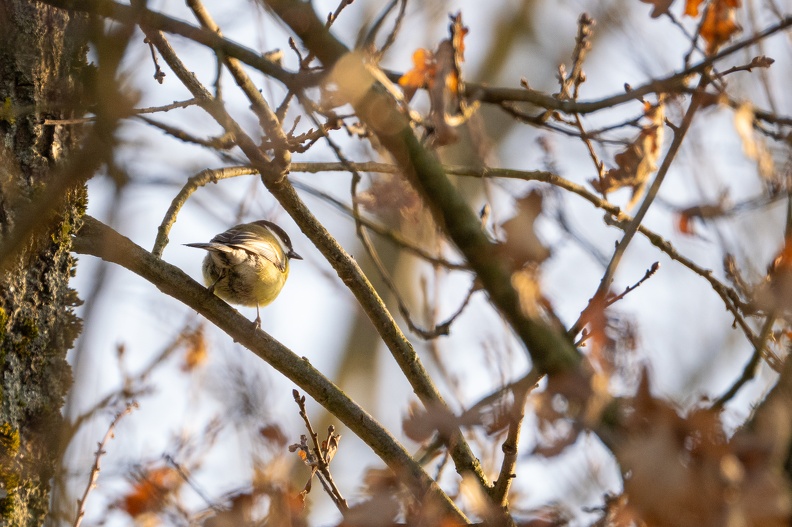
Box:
[163, 454, 218, 512]
[562, 16, 606, 178]
[72, 402, 138, 527]
[347, 159, 471, 339]
[43, 98, 200, 125]
[491, 379, 532, 506]
[374, 0, 407, 59]
[291, 179, 469, 270]
[152, 166, 258, 257]
[74, 216, 468, 523]
[575, 263, 661, 347]
[186, 0, 290, 168]
[711, 313, 776, 410]
[605, 262, 660, 308]
[143, 37, 166, 83]
[137, 115, 236, 149]
[36, 0, 792, 112]
[572, 73, 712, 340]
[292, 390, 348, 512]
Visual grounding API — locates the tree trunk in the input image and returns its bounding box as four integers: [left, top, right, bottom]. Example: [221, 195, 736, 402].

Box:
[0, 2, 87, 524]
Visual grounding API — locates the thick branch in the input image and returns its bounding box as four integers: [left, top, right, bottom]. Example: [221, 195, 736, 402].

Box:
[39, 0, 306, 87]
[71, 215, 468, 523]
[37, 0, 792, 117]
[137, 19, 490, 489]
[264, 0, 581, 377]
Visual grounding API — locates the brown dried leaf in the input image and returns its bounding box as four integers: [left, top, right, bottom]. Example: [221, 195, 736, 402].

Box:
[640, 0, 676, 18]
[499, 190, 550, 269]
[356, 172, 423, 224]
[181, 324, 208, 371]
[428, 40, 460, 146]
[120, 466, 182, 518]
[582, 292, 609, 363]
[402, 401, 482, 443]
[700, 0, 742, 54]
[398, 48, 435, 102]
[322, 427, 341, 464]
[754, 237, 792, 313]
[399, 12, 469, 147]
[427, 13, 469, 146]
[590, 101, 665, 209]
[734, 102, 774, 179]
[674, 197, 729, 237]
[258, 423, 288, 446]
[203, 493, 255, 527]
[619, 375, 724, 526]
[614, 370, 792, 527]
[597, 494, 647, 527]
[341, 494, 400, 527]
[684, 0, 706, 16]
[363, 468, 400, 495]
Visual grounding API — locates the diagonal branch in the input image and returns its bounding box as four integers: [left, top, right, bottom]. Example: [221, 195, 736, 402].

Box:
[38, 0, 792, 117]
[93, 3, 490, 493]
[71, 215, 468, 523]
[263, 0, 582, 380]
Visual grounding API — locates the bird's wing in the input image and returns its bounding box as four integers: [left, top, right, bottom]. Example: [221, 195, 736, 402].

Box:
[184, 242, 233, 253]
[218, 228, 287, 272]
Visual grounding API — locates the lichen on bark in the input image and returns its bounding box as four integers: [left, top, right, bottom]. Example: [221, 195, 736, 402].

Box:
[0, 1, 88, 524]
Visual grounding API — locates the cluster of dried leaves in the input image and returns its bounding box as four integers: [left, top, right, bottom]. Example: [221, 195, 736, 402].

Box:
[642, 0, 742, 53]
[113, 420, 310, 526]
[590, 100, 665, 210]
[398, 12, 474, 146]
[61, 0, 792, 525]
[610, 373, 791, 527]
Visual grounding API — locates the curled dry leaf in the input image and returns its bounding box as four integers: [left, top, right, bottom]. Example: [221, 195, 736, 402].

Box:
[398, 48, 435, 102]
[181, 324, 208, 371]
[684, 0, 706, 16]
[322, 426, 341, 464]
[618, 370, 792, 526]
[674, 195, 729, 236]
[498, 190, 550, 269]
[639, 0, 675, 19]
[590, 100, 665, 209]
[734, 102, 774, 180]
[119, 466, 182, 519]
[754, 237, 792, 313]
[398, 12, 470, 146]
[356, 172, 423, 224]
[699, 0, 742, 54]
[402, 400, 482, 443]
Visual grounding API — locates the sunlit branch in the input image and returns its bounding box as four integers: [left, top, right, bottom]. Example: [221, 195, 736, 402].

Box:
[73, 215, 468, 523]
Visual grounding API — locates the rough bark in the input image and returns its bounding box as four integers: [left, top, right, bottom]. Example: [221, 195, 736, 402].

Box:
[0, 2, 87, 524]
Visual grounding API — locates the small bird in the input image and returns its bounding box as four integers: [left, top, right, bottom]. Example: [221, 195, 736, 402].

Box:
[185, 220, 302, 328]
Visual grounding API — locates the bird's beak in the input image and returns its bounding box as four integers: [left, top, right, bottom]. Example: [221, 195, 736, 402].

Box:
[288, 250, 303, 260]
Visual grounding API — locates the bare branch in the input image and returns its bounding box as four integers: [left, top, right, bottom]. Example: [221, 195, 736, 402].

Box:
[72, 216, 468, 523]
[72, 402, 138, 527]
